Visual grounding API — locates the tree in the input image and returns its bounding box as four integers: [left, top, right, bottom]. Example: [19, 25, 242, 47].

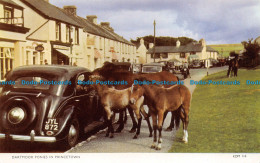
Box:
[131, 36, 196, 49]
[241, 38, 260, 67]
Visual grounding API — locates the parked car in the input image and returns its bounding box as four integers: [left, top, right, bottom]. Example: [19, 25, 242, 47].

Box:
[189, 59, 202, 68]
[142, 63, 163, 73]
[0, 65, 104, 149]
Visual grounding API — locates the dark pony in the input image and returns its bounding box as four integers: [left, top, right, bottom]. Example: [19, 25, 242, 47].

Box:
[130, 77, 191, 150]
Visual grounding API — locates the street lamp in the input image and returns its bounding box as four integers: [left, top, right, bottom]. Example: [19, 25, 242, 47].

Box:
[153, 20, 156, 63]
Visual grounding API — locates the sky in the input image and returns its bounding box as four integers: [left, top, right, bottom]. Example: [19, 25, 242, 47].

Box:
[50, 0, 260, 45]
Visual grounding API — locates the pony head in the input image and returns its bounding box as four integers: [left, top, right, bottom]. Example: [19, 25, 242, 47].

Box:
[130, 84, 144, 105]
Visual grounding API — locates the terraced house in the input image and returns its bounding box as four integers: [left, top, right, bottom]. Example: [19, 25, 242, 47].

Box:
[147, 39, 218, 63]
[0, 0, 137, 81]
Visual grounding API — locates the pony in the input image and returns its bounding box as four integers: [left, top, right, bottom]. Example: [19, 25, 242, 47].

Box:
[129, 81, 191, 150]
[89, 75, 151, 139]
[92, 64, 179, 134]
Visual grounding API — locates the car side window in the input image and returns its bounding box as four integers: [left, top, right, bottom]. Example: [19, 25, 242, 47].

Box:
[63, 76, 76, 97]
[75, 72, 92, 95]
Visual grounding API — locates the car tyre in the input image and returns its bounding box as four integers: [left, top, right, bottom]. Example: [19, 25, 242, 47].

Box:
[64, 117, 80, 149]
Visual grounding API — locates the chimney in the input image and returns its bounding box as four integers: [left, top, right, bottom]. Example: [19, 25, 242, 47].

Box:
[140, 38, 144, 45]
[63, 6, 77, 16]
[101, 22, 114, 32]
[199, 38, 206, 47]
[176, 40, 180, 47]
[87, 15, 97, 25]
[149, 43, 154, 49]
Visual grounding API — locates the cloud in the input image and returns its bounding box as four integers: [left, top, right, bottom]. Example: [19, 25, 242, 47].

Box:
[50, 0, 260, 44]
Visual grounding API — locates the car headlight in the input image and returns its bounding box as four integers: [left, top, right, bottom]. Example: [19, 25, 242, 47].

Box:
[7, 107, 26, 124]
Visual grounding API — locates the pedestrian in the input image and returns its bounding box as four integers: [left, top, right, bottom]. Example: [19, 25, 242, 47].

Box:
[44, 59, 48, 65]
[233, 56, 239, 77]
[227, 58, 233, 77]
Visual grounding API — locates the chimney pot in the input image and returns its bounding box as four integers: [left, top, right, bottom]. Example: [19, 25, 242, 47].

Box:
[63, 5, 77, 16]
[86, 15, 98, 25]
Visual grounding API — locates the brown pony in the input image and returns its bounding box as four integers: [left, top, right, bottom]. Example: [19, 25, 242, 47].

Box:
[129, 82, 191, 150]
[92, 64, 179, 134]
[89, 75, 148, 138]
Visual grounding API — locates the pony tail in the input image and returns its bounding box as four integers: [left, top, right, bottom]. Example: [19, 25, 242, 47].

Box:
[173, 108, 181, 130]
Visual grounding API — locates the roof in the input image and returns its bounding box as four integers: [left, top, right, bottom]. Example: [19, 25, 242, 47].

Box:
[6, 65, 90, 80]
[143, 63, 163, 66]
[0, 0, 23, 9]
[21, 0, 82, 27]
[64, 13, 134, 45]
[147, 42, 218, 54]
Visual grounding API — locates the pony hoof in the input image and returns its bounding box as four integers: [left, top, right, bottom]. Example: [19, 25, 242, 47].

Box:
[156, 147, 161, 150]
[151, 145, 156, 149]
[129, 128, 136, 133]
[105, 134, 109, 137]
[110, 135, 114, 138]
[165, 127, 172, 132]
[182, 139, 188, 143]
[133, 135, 138, 139]
[149, 133, 153, 137]
[115, 129, 122, 133]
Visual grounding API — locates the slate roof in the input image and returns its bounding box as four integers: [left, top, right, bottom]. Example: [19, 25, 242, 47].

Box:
[147, 42, 218, 54]
[62, 12, 134, 45]
[21, 0, 82, 27]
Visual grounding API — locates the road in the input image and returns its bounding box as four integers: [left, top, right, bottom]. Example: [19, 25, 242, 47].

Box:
[66, 66, 227, 153]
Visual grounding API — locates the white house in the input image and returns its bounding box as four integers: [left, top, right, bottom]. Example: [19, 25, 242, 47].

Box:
[146, 38, 219, 63]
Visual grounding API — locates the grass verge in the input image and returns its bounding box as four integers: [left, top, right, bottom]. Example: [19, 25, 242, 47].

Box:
[169, 68, 260, 152]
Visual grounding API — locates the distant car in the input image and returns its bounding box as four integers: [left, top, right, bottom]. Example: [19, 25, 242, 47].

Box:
[142, 63, 163, 73]
[189, 59, 201, 68]
[0, 65, 104, 149]
[209, 58, 219, 67]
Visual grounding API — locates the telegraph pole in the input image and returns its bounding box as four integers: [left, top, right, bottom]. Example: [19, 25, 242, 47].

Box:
[153, 20, 156, 62]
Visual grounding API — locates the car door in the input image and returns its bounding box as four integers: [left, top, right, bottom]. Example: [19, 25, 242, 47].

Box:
[75, 72, 101, 124]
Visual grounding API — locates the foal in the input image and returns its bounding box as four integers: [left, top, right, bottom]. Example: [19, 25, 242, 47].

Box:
[89, 75, 149, 138]
[130, 83, 191, 150]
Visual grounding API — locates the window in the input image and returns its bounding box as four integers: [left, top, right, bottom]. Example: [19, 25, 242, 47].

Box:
[161, 53, 168, 59]
[0, 47, 14, 80]
[33, 52, 38, 65]
[40, 52, 44, 65]
[55, 22, 61, 41]
[180, 52, 185, 58]
[75, 28, 79, 44]
[190, 52, 196, 55]
[99, 37, 103, 50]
[26, 51, 30, 65]
[66, 25, 71, 43]
[151, 53, 160, 59]
[4, 7, 13, 24]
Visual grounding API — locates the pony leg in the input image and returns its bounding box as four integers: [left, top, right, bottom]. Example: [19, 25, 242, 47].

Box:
[128, 108, 138, 133]
[140, 105, 152, 137]
[124, 109, 128, 124]
[104, 106, 114, 138]
[156, 110, 164, 150]
[181, 107, 189, 143]
[115, 110, 125, 133]
[151, 113, 157, 149]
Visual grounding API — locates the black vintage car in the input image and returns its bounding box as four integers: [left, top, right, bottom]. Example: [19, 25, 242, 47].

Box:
[0, 65, 104, 149]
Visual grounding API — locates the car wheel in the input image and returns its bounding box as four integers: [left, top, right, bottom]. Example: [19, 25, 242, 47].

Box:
[64, 118, 80, 149]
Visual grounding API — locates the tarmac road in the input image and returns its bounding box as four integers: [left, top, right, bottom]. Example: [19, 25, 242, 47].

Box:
[66, 66, 228, 153]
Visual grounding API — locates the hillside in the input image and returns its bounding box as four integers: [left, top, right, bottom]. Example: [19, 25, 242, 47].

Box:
[209, 44, 244, 57]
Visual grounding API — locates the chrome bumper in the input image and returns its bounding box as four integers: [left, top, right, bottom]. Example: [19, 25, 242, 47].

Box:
[0, 131, 56, 143]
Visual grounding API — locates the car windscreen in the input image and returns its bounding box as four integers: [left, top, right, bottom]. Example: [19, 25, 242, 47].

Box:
[142, 66, 162, 73]
[13, 76, 51, 90]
